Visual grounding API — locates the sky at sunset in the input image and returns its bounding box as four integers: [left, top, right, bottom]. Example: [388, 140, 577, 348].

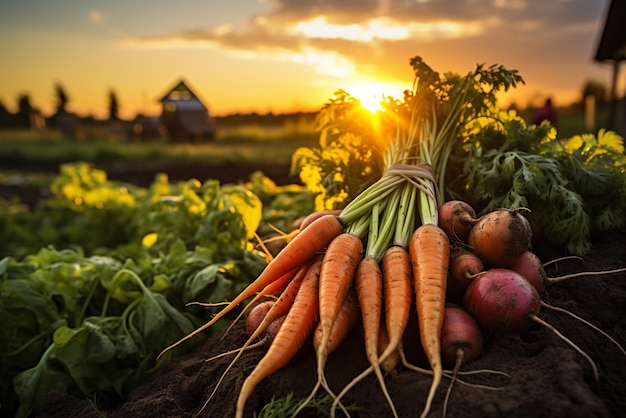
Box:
[0, 0, 620, 120]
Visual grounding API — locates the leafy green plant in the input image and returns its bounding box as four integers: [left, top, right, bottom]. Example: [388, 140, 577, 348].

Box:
[456, 111, 626, 254]
[0, 162, 315, 417]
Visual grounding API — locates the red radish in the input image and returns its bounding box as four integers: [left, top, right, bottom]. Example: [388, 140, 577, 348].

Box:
[510, 250, 626, 295]
[468, 209, 531, 268]
[440, 304, 484, 418]
[509, 251, 547, 294]
[245, 300, 275, 337]
[510, 253, 626, 359]
[448, 247, 484, 299]
[296, 209, 344, 231]
[464, 268, 540, 334]
[464, 268, 599, 380]
[440, 304, 483, 368]
[438, 200, 477, 242]
[264, 314, 287, 341]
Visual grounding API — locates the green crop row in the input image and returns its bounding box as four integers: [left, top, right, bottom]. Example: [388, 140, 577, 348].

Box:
[0, 162, 315, 417]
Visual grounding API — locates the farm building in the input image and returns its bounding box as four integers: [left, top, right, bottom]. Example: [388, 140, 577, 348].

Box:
[594, 0, 626, 134]
[158, 79, 216, 141]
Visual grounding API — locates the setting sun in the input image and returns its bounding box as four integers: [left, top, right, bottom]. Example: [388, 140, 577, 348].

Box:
[344, 81, 405, 113]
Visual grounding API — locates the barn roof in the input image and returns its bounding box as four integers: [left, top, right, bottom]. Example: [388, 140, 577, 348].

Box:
[594, 0, 626, 62]
[158, 79, 208, 110]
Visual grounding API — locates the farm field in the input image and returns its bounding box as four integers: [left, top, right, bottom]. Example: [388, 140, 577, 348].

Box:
[0, 121, 318, 205]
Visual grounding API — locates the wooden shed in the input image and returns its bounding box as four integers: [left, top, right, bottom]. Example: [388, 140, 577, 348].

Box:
[593, 0, 626, 132]
[159, 79, 216, 141]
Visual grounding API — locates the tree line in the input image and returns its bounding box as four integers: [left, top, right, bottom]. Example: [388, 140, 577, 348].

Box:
[0, 79, 614, 134]
[0, 83, 122, 130]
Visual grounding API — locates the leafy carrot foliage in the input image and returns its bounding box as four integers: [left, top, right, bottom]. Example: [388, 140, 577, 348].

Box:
[455, 111, 626, 255]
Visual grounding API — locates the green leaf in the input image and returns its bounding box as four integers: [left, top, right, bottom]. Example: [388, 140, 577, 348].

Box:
[221, 185, 263, 238]
[13, 345, 74, 418]
[101, 269, 143, 304]
[184, 264, 220, 301]
[123, 289, 197, 357]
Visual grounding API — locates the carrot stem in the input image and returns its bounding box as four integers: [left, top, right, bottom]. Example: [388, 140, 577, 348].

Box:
[394, 182, 417, 247]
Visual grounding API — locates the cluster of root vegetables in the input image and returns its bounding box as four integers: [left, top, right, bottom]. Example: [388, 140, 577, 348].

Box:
[159, 201, 626, 418]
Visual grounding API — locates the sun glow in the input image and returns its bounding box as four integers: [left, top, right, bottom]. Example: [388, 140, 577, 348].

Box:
[344, 82, 405, 113]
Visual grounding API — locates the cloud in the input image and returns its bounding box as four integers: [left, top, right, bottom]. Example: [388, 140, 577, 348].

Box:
[119, 0, 606, 87]
[286, 15, 487, 42]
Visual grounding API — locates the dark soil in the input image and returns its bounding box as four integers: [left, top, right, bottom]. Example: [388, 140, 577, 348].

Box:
[25, 162, 626, 418]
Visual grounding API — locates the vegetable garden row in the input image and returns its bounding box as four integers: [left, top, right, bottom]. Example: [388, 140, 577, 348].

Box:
[0, 163, 315, 417]
[2, 56, 626, 417]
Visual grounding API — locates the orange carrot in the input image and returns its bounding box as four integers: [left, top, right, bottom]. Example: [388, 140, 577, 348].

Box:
[380, 245, 413, 364]
[234, 257, 322, 418]
[377, 316, 401, 376]
[331, 255, 399, 418]
[294, 232, 363, 416]
[354, 255, 392, 409]
[409, 223, 451, 418]
[197, 258, 316, 416]
[316, 233, 362, 383]
[377, 245, 412, 405]
[247, 258, 316, 341]
[355, 256, 383, 369]
[317, 233, 363, 348]
[313, 286, 360, 356]
[222, 267, 298, 339]
[158, 214, 343, 359]
[332, 246, 411, 418]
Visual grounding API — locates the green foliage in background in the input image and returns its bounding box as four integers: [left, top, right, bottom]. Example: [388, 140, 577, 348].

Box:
[0, 162, 315, 417]
[455, 112, 626, 255]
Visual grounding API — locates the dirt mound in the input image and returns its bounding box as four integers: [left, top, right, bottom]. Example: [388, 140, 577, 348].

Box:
[40, 224, 626, 418]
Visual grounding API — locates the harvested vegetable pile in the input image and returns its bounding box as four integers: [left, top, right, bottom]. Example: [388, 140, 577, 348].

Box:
[28, 56, 626, 417]
[41, 199, 626, 418]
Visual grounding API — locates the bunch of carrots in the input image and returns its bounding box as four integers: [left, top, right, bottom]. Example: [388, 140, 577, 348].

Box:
[160, 209, 452, 418]
[157, 58, 536, 417]
[181, 201, 626, 418]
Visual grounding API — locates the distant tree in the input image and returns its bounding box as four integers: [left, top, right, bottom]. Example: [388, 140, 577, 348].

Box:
[15, 94, 33, 128]
[55, 83, 70, 113]
[0, 99, 12, 127]
[108, 89, 120, 121]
